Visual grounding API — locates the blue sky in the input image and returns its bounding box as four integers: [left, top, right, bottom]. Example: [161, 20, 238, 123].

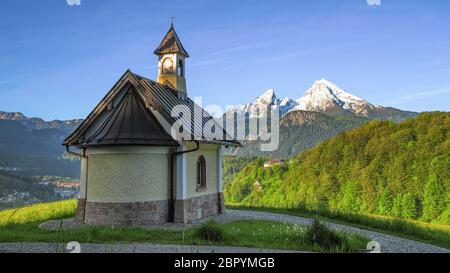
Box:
[1, 0, 450, 120]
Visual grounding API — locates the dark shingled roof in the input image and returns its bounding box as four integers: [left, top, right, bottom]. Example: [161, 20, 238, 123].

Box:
[64, 70, 240, 148]
[153, 24, 190, 57]
[134, 73, 235, 144]
[82, 86, 178, 147]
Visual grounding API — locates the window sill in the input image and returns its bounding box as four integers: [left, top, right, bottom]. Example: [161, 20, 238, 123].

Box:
[196, 187, 207, 192]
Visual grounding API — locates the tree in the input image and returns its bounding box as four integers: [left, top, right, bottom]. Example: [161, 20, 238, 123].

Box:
[378, 188, 393, 216]
[422, 173, 445, 222]
[339, 181, 362, 214]
[401, 193, 417, 220]
[391, 195, 403, 218]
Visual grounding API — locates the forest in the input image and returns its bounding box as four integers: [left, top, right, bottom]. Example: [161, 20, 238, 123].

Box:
[224, 112, 450, 224]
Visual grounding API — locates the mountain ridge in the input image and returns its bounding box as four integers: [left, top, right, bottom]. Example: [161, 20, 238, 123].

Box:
[227, 79, 418, 122]
[0, 111, 83, 133]
[225, 79, 419, 158]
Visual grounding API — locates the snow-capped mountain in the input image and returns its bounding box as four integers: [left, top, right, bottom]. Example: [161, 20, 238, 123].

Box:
[280, 96, 299, 114]
[292, 79, 379, 116]
[255, 89, 278, 105]
[291, 79, 418, 121]
[227, 89, 298, 118]
[227, 79, 417, 122]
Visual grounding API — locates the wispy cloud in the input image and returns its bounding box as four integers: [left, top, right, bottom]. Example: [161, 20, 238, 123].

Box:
[187, 17, 290, 37]
[190, 42, 277, 68]
[383, 87, 450, 105]
[222, 48, 315, 70]
[206, 42, 277, 57]
[190, 58, 223, 67]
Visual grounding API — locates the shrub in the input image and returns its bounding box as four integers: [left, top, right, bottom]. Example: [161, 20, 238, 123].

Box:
[304, 220, 344, 250]
[194, 220, 226, 242]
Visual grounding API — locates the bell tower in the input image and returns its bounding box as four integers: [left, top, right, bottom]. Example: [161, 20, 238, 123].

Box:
[154, 21, 189, 96]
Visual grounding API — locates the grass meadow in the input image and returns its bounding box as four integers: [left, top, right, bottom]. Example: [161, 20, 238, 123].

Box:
[227, 204, 450, 249]
[0, 200, 369, 253]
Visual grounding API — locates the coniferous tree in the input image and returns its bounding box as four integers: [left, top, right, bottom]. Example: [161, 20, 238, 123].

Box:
[378, 188, 393, 216]
[339, 181, 362, 214]
[391, 195, 403, 218]
[422, 173, 445, 222]
[401, 193, 417, 220]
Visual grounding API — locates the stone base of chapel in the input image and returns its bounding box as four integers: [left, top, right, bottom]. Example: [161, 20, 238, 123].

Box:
[75, 192, 224, 226]
[75, 199, 168, 226]
[174, 192, 225, 223]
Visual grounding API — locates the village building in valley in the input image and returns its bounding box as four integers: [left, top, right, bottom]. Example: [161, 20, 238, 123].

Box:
[64, 23, 240, 226]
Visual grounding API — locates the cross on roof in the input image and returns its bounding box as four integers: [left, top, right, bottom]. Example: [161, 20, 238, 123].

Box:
[170, 16, 175, 26]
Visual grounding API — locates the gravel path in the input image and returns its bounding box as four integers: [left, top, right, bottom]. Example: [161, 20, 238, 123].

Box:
[13, 209, 450, 253]
[0, 242, 302, 253]
[214, 210, 449, 253]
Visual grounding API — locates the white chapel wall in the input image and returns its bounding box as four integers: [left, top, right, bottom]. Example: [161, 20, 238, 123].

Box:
[85, 146, 170, 203]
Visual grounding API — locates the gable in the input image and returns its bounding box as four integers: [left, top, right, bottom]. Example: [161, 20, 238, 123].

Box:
[64, 70, 241, 148]
[82, 85, 178, 147]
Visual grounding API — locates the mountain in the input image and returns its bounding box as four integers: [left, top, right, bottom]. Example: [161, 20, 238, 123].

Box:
[226, 89, 297, 118]
[227, 79, 417, 122]
[0, 119, 80, 177]
[292, 79, 418, 121]
[228, 110, 368, 158]
[294, 79, 377, 115]
[0, 111, 82, 133]
[224, 112, 450, 224]
[279, 96, 299, 115]
[225, 79, 419, 158]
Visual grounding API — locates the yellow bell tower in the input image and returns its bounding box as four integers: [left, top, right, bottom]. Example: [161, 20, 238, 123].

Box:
[154, 21, 189, 96]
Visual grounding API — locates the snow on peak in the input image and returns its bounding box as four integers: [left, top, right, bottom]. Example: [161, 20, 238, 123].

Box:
[280, 97, 298, 114]
[255, 89, 278, 105]
[280, 97, 291, 106]
[226, 79, 379, 119]
[292, 79, 373, 115]
[314, 79, 365, 103]
[226, 89, 298, 118]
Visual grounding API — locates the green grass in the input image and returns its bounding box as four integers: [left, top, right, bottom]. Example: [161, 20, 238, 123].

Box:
[2, 200, 447, 251]
[194, 220, 226, 242]
[214, 220, 368, 253]
[0, 220, 368, 253]
[0, 200, 369, 253]
[227, 205, 450, 249]
[0, 200, 77, 226]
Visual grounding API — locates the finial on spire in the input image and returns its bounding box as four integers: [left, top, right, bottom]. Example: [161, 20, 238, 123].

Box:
[170, 16, 175, 26]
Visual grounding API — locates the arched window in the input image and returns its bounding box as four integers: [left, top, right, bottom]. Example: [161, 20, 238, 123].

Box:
[197, 155, 206, 190]
[178, 59, 184, 77]
[162, 58, 174, 74]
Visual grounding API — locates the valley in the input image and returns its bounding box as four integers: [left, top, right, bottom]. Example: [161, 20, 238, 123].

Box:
[0, 113, 81, 208]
